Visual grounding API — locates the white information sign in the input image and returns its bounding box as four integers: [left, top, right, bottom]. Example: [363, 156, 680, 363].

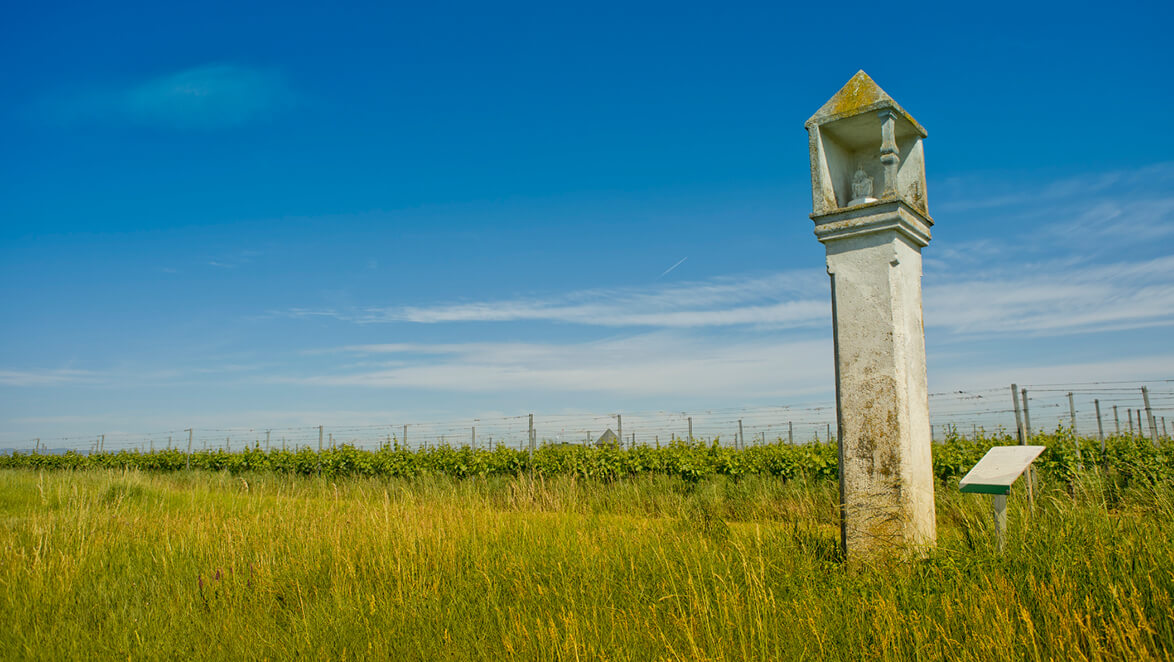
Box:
[958, 445, 1046, 495]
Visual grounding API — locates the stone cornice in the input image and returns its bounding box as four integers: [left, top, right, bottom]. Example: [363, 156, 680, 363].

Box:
[810, 199, 934, 247]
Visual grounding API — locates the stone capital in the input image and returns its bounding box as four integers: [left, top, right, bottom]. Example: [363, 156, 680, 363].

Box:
[811, 199, 933, 247]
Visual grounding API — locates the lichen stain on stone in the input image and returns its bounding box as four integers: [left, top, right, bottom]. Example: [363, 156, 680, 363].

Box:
[829, 73, 885, 117]
[910, 181, 926, 211]
[844, 370, 909, 553]
[852, 373, 901, 477]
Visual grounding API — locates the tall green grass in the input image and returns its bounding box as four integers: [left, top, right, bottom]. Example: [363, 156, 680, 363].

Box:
[1, 467, 1171, 660]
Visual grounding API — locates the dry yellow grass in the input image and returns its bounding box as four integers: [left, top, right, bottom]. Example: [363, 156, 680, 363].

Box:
[1, 469, 1171, 660]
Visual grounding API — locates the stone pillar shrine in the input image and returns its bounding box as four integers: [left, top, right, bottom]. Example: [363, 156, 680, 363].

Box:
[805, 71, 936, 559]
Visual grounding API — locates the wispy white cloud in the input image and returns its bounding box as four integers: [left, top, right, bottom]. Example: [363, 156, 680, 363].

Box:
[392, 300, 828, 327]
[931, 355, 1174, 395]
[0, 360, 273, 391]
[923, 239, 1004, 272]
[0, 369, 97, 386]
[934, 162, 1174, 214]
[275, 271, 830, 328]
[277, 333, 833, 398]
[927, 255, 1174, 336]
[1040, 197, 1174, 242]
[275, 247, 1174, 339]
[42, 64, 294, 129]
[936, 162, 1174, 254]
[263, 163, 1174, 339]
[279, 297, 790, 328]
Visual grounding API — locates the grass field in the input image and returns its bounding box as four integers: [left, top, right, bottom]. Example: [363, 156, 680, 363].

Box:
[1, 464, 1172, 660]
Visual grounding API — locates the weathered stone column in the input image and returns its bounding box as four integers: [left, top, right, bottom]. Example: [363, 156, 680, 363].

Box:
[805, 71, 936, 559]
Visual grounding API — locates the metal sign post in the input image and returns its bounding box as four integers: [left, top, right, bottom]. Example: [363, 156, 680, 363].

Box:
[959, 445, 1047, 550]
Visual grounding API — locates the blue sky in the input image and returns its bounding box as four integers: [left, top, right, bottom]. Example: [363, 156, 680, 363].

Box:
[2, 0, 1173, 446]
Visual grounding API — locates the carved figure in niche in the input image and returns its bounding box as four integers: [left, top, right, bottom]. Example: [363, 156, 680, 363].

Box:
[849, 166, 877, 206]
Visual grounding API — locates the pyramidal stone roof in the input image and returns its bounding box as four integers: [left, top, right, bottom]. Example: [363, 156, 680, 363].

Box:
[806, 70, 926, 137]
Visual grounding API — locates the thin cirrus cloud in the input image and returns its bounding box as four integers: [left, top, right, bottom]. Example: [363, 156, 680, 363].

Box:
[278, 271, 832, 329]
[278, 333, 834, 397]
[933, 162, 1174, 215]
[264, 162, 1174, 336]
[926, 257, 1174, 337]
[936, 162, 1174, 247]
[281, 334, 1174, 402]
[42, 64, 294, 129]
[274, 254, 1174, 338]
[0, 369, 96, 387]
[283, 264, 1156, 397]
